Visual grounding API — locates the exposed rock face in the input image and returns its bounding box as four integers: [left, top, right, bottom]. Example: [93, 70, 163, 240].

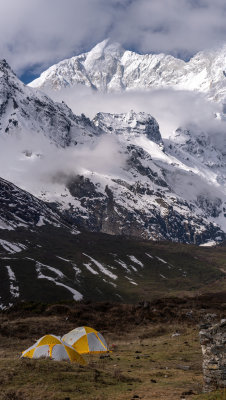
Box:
[0, 176, 68, 231]
[65, 173, 224, 243]
[93, 110, 163, 145]
[199, 320, 226, 392]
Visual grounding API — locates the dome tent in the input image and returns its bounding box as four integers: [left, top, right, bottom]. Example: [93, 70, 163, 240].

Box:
[62, 326, 109, 354]
[21, 334, 86, 365]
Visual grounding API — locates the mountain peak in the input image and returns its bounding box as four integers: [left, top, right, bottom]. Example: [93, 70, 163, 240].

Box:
[0, 59, 16, 77]
[93, 110, 162, 143]
[0, 58, 100, 145]
[83, 38, 125, 73]
[28, 40, 226, 101]
[86, 38, 124, 57]
[0, 59, 8, 67]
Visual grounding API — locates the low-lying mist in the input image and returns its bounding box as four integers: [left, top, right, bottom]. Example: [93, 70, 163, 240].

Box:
[1, 85, 226, 203]
[49, 85, 225, 141]
[0, 130, 126, 196]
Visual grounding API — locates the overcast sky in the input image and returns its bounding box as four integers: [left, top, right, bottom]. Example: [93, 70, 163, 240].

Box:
[1, 0, 226, 82]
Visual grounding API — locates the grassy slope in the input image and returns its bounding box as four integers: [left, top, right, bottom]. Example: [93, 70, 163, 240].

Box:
[1, 226, 226, 306]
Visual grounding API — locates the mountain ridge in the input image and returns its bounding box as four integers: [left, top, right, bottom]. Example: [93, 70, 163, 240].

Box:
[0, 58, 100, 147]
[29, 39, 226, 102]
[1, 56, 226, 307]
[0, 60, 226, 244]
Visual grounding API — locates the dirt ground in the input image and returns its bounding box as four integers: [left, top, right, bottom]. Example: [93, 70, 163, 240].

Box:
[0, 296, 225, 400]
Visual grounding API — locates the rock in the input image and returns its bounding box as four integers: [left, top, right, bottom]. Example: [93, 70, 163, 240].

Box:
[172, 331, 181, 337]
[176, 365, 191, 371]
[181, 390, 195, 396]
[199, 320, 226, 392]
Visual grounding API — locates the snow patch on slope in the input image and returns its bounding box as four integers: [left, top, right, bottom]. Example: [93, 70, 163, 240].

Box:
[35, 261, 82, 300]
[83, 253, 118, 280]
[0, 239, 26, 254]
[5, 266, 19, 298]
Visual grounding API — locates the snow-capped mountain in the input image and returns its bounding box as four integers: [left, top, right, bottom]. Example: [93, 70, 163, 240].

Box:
[0, 59, 100, 147]
[29, 39, 226, 102]
[63, 110, 225, 243]
[0, 176, 224, 309]
[2, 56, 226, 307]
[0, 59, 226, 244]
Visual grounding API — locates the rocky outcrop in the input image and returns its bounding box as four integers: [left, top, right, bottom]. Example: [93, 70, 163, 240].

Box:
[93, 110, 163, 145]
[199, 319, 226, 392]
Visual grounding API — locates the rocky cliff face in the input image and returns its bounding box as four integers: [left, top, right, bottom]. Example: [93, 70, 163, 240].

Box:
[93, 110, 163, 144]
[0, 176, 70, 231]
[200, 320, 226, 392]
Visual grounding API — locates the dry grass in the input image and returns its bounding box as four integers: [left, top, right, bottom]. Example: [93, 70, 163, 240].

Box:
[0, 298, 225, 400]
[195, 391, 226, 399]
[0, 322, 203, 399]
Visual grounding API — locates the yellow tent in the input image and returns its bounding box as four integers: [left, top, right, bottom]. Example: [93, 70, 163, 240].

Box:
[21, 334, 86, 365]
[62, 326, 109, 354]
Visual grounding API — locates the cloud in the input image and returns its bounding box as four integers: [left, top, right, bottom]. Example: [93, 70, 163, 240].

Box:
[48, 84, 224, 140]
[0, 0, 114, 75]
[110, 0, 226, 57]
[0, 129, 126, 196]
[0, 0, 226, 76]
